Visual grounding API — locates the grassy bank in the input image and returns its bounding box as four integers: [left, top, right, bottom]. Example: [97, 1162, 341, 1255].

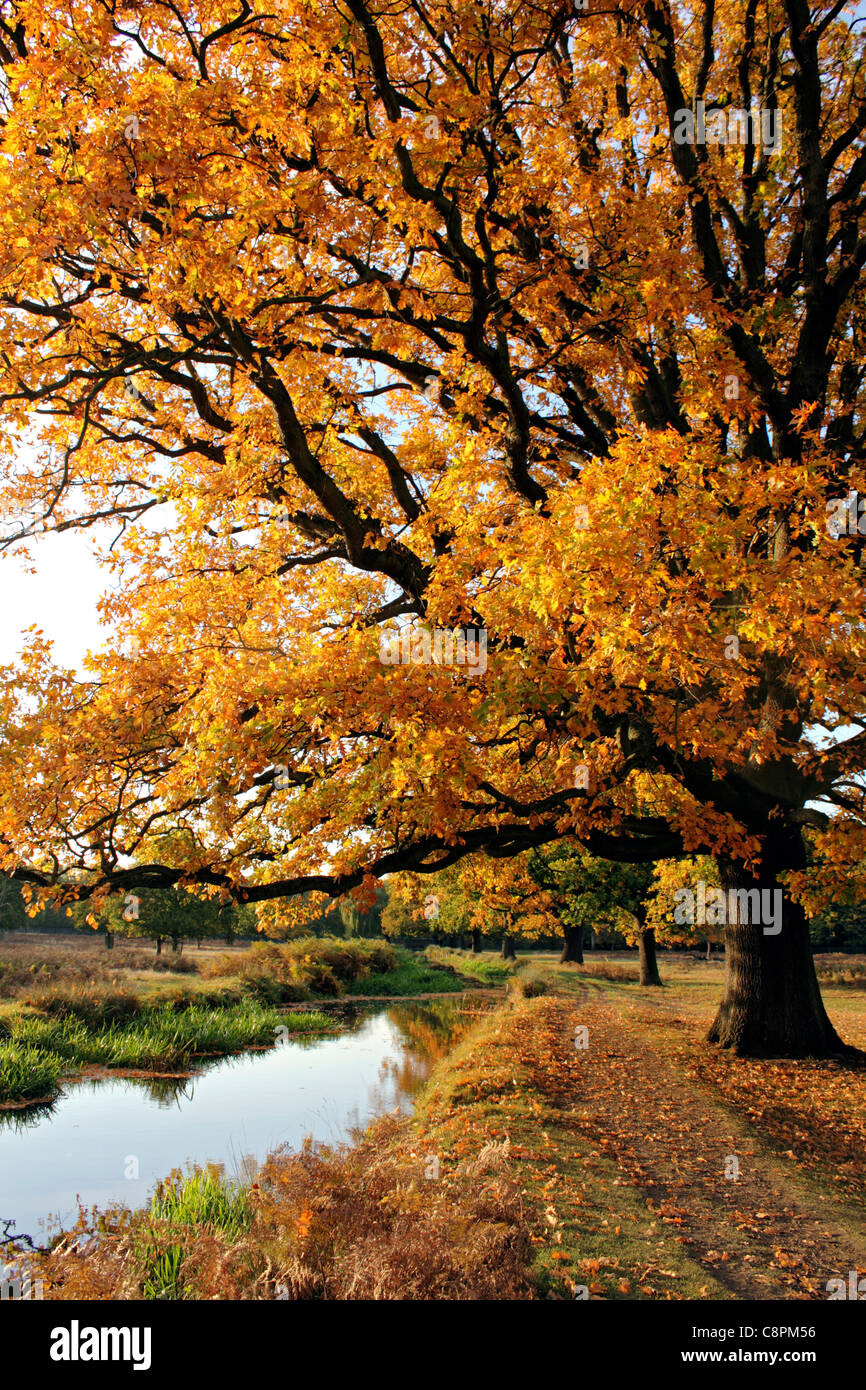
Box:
[13, 988, 720, 1300]
[15, 963, 866, 1300]
[202, 936, 402, 1002]
[424, 945, 515, 986]
[0, 998, 333, 1106]
[205, 938, 484, 1001]
[342, 954, 469, 996]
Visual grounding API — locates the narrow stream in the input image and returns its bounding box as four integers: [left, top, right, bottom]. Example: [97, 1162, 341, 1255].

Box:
[0, 999, 473, 1243]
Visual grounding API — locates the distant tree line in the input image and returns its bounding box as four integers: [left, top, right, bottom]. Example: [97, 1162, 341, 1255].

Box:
[2, 851, 864, 960]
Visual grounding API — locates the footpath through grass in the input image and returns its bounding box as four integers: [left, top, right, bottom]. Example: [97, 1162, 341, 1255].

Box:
[18, 959, 866, 1300]
[414, 983, 735, 1300]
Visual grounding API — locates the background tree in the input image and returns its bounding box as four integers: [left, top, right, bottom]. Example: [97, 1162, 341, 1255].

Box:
[382, 854, 557, 957]
[453, 854, 558, 959]
[339, 883, 388, 939]
[0, 1, 864, 1054]
[531, 846, 658, 979]
[809, 902, 866, 953]
[71, 884, 251, 953]
[255, 892, 345, 941]
[382, 867, 472, 947]
[0, 873, 27, 934]
[645, 858, 726, 962]
[599, 862, 659, 986]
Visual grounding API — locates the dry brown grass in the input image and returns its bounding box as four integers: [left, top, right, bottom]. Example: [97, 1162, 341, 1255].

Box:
[575, 959, 638, 982]
[0, 935, 197, 1000]
[29, 1113, 534, 1301]
[202, 936, 398, 1001]
[509, 968, 549, 998]
[814, 954, 866, 988]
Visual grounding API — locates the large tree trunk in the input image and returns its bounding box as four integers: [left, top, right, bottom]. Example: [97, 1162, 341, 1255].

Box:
[500, 933, 516, 960]
[708, 834, 848, 1057]
[638, 927, 662, 986]
[471, 928, 482, 954]
[559, 925, 584, 964]
[155, 936, 163, 956]
[105, 931, 114, 951]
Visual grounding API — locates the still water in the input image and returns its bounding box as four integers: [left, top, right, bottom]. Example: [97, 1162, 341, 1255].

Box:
[0, 1000, 468, 1242]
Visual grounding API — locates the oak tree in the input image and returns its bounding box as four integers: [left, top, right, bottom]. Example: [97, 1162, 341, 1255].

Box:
[0, 1, 864, 1055]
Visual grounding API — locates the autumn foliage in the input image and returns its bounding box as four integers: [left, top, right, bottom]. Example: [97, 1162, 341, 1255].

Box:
[0, 1, 863, 1053]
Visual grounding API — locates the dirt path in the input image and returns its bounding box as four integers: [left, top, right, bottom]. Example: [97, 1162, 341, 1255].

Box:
[557, 990, 866, 1299]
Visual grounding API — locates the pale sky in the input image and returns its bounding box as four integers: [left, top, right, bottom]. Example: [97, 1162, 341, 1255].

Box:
[0, 530, 114, 672]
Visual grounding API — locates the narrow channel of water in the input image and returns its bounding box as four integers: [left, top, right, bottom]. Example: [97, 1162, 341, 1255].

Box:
[0, 999, 474, 1243]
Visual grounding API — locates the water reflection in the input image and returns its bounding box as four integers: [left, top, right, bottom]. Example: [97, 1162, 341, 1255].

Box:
[0, 1098, 58, 1133]
[0, 994, 489, 1242]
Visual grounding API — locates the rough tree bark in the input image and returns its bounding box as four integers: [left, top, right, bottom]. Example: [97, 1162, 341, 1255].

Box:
[708, 830, 847, 1057]
[501, 933, 516, 960]
[638, 926, 662, 986]
[471, 928, 482, 954]
[559, 925, 584, 964]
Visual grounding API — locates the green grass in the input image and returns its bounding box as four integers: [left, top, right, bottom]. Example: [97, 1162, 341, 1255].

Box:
[137, 1166, 253, 1299]
[343, 952, 467, 996]
[11, 1000, 285, 1067]
[0, 1001, 336, 1104]
[425, 946, 515, 984]
[0, 1041, 64, 1103]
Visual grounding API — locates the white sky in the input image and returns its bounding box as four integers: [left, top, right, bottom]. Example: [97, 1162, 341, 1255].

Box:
[0, 531, 114, 672]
